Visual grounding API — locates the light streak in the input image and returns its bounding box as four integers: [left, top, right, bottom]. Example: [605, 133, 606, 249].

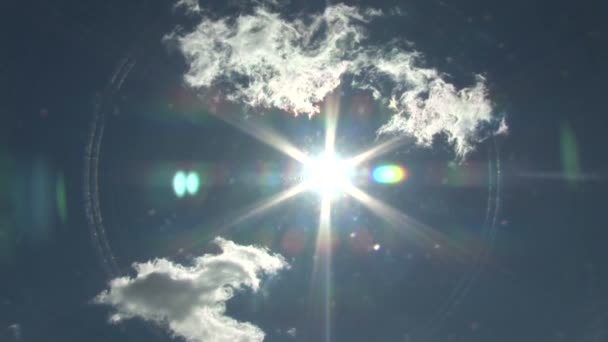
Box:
[346, 136, 407, 167]
[207, 109, 310, 164]
[217, 183, 307, 232]
[312, 197, 333, 342]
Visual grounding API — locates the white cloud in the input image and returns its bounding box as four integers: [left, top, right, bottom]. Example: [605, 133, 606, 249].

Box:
[174, 0, 200, 14]
[496, 117, 509, 136]
[95, 237, 288, 342]
[373, 72, 493, 156]
[167, 3, 503, 157]
[169, 5, 378, 116]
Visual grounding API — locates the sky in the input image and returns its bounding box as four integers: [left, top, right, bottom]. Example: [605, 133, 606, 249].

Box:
[1, 0, 608, 341]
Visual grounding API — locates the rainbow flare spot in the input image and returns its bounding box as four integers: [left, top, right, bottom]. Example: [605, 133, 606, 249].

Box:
[560, 121, 581, 187]
[372, 165, 407, 184]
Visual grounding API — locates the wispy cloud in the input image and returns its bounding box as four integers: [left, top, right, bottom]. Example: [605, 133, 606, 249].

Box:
[167, 3, 503, 157]
[167, 5, 379, 115]
[173, 0, 200, 14]
[95, 237, 288, 342]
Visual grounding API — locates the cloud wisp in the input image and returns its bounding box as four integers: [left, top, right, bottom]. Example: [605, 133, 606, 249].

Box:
[95, 237, 288, 342]
[167, 3, 503, 157]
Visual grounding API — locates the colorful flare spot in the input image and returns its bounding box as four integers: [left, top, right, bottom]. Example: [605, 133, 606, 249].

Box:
[560, 121, 581, 186]
[173, 171, 187, 198]
[280, 228, 306, 257]
[349, 229, 373, 255]
[55, 172, 67, 223]
[372, 165, 407, 184]
[186, 172, 200, 195]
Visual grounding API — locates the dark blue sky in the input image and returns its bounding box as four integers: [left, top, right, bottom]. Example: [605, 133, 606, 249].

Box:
[1, 1, 607, 341]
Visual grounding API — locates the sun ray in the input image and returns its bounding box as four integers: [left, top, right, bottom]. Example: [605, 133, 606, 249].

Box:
[216, 183, 307, 233]
[324, 95, 340, 156]
[344, 183, 434, 244]
[311, 197, 333, 342]
[346, 136, 407, 167]
[343, 183, 474, 261]
[208, 109, 310, 164]
[174, 183, 306, 256]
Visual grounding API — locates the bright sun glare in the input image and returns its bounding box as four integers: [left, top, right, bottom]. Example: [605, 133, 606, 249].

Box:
[302, 153, 354, 200]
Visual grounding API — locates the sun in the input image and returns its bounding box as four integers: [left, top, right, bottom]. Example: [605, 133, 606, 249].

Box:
[301, 152, 354, 200]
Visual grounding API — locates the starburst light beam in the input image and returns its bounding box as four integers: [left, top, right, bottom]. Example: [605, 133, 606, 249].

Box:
[207, 109, 310, 164]
[299, 95, 354, 201]
[173, 183, 307, 256]
[344, 183, 443, 248]
[218, 183, 307, 232]
[324, 95, 340, 156]
[346, 136, 407, 167]
[311, 197, 333, 342]
[344, 183, 478, 261]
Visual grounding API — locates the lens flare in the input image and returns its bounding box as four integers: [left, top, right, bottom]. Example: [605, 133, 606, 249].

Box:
[372, 165, 407, 184]
[173, 171, 187, 198]
[55, 171, 68, 223]
[186, 172, 200, 195]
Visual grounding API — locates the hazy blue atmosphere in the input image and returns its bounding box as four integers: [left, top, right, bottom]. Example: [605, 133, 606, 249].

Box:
[1, 1, 607, 341]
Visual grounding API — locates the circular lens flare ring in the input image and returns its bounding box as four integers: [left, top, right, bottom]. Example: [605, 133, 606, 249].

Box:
[301, 153, 354, 200]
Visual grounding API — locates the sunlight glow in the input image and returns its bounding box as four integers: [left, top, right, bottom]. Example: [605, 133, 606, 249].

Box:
[180, 94, 449, 265]
[302, 153, 354, 200]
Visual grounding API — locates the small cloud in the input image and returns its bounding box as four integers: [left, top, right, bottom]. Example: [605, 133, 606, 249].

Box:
[95, 237, 288, 342]
[496, 117, 509, 136]
[287, 327, 297, 337]
[388, 7, 406, 16]
[7, 324, 21, 341]
[174, 0, 200, 14]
